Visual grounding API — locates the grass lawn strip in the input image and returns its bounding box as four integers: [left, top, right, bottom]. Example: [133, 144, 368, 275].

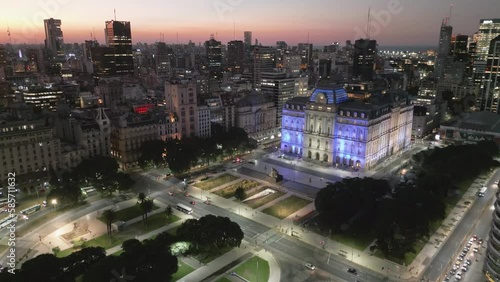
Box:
[234, 256, 269, 282]
[126, 213, 180, 233]
[98, 203, 159, 223]
[245, 189, 286, 209]
[194, 174, 239, 190]
[171, 260, 195, 281]
[262, 195, 311, 219]
[241, 186, 266, 200]
[213, 179, 260, 199]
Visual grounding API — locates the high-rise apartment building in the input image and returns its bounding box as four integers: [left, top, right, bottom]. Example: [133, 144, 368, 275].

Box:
[44, 18, 65, 59]
[156, 42, 171, 78]
[227, 40, 244, 73]
[21, 86, 63, 111]
[353, 39, 377, 81]
[298, 43, 313, 69]
[476, 19, 500, 61]
[105, 20, 134, 75]
[260, 71, 295, 127]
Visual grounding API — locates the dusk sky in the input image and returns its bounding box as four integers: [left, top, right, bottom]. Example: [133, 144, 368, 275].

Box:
[1, 0, 499, 47]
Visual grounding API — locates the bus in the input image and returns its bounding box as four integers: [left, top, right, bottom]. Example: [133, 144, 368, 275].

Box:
[176, 203, 193, 215]
[20, 204, 41, 215]
[0, 215, 17, 229]
[478, 187, 488, 197]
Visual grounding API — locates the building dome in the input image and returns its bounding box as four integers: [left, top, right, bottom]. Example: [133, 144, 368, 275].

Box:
[309, 84, 348, 105]
[484, 192, 500, 279]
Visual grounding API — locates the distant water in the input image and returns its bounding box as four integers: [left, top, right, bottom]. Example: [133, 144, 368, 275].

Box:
[378, 46, 436, 52]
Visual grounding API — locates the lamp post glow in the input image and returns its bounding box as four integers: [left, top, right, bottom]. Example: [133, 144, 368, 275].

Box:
[51, 199, 58, 210]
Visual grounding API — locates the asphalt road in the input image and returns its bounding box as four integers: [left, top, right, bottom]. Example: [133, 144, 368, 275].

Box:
[144, 174, 386, 282]
[422, 170, 500, 282]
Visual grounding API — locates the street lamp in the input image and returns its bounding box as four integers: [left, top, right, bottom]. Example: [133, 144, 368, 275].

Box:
[51, 199, 58, 210]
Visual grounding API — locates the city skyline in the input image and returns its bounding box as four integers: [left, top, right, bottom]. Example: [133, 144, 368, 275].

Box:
[1, 0, 499, 46]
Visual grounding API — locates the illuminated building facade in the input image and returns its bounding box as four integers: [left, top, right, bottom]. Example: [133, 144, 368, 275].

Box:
[484, 190, 500, 279]
[21, 87, 63, 111]
[281, 84, 413, 170]
[44, 18, 65, 59]
[105, 20, 134, 75]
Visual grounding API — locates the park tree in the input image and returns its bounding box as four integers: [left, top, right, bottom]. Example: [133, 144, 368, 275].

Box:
[20, 253, 61, 281]
[141, 199, 154, 226]
[60, 247, 106, 280]
[234, 187, 246, 201]
[137, 192, 146, 204]
[165, 139, 197, 173]
[46, 180, 82, 206]
[121, 239, 142, 254]
[101, 209, 116, 237]
[165, 206, 173, 220]
[138, 140, 167, 168]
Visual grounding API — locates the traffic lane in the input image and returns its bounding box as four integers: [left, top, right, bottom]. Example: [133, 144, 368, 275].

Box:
[154, 193, 270, 240]
[462, 209, 491, 282]
[269, 235, 383, 282]
[424, 185, 497, 281]
[262, 157, 343, 183]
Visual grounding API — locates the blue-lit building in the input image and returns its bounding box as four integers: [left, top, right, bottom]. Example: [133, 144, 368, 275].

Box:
[281, 83, 413, 170]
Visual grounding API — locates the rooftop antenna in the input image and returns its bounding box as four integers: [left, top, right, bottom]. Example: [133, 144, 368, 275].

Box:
[93, 27, 96, 40]
[7, 26, 12, 44]
[215, 32, 218, 40]
[367, 6, 371, 39]
[114, 9, 117, 21]
[448, 3, 453, 26]
[176, 32, 179, 44]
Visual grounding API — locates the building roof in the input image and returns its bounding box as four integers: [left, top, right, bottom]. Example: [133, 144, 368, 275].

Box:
[236, 92, 271, 107]
[444, 111, 500, 133]
[309, 84, 348, 104]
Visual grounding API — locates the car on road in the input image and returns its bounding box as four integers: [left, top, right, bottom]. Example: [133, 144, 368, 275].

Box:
[305, 263, 315, 270]
[461, 266, 467, 272]
[347, 268, 357, 275]
[473, 247, 479, 253]
[472, 235, 478, 241]
[190, 201, 196, 205]
[168, 192, 173, 195]
[494, 180, 499, 185]
[443, 276, 450, 281]
[465, 259, 472, 265]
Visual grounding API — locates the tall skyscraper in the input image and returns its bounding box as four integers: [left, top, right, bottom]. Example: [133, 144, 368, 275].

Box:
[482, 35, 500, 113]
[227, 40, 244, 73]
[476, 19, 500, 61]
[352, 39, 377, 81]
[44, 18, 65, 59]
[244, 31, 252, 48]
[252, 46, 276, 89]
[156, 42, 171, 78]
[451, 34, 469, 62]
[434, 18, 453, 79]
[205, 36, 223, 91]
[105, 20, 134, 75]
[298, 43, 313, 69]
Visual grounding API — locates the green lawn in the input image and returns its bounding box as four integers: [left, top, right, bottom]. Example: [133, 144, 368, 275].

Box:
[242, 186, 267, 200]
[234, 256, 269, 282]
[213, 179, 260, 198]
[171, 260, 195, 281]
[126, 212, 180, 234]
[57, 233, 128, 258]
[331, 231, 374, 252]
[244, 189, 286, 209]
[195, 246, 233, 264]
[167, 225, 181, 236]
[98, 203, 159, 223]
[262, 195, 311, 219]
[216, 278, 232, 282]
[195, 174, 239, 190]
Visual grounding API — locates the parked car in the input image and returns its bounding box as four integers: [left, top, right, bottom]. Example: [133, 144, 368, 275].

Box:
[347, 268, 357, 275]
[305, 263, 315, 270]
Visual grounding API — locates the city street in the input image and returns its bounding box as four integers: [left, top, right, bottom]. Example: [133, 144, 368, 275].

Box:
[422, 170, 500, 282]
